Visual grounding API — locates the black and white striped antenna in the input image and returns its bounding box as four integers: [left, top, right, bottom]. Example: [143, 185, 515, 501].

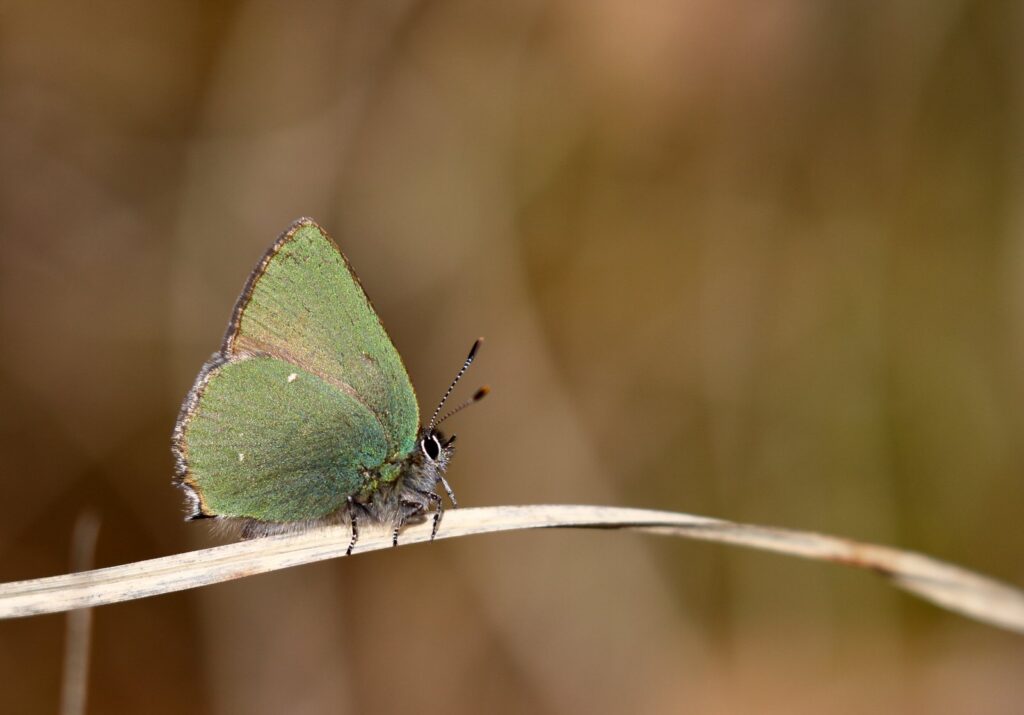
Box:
[427, 338, 485, 432]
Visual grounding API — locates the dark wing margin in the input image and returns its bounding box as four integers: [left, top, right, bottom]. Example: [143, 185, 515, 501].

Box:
[172, 352, 226, 519]
[221, 218, 302, 356]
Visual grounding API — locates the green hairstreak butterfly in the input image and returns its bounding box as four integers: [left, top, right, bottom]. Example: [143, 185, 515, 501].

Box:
[172, 218, 485, 553]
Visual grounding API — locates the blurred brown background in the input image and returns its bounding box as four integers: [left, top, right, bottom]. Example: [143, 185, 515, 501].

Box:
[1, 1, 1023, 713]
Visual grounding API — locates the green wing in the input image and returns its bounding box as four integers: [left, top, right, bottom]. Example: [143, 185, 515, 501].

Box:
[177, 356, 390, 521]
[224, 218, 419, 456]
[172, 218, 419, 522]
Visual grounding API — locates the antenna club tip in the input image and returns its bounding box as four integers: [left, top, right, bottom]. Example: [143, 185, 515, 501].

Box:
[468, 337, 484, 359]
[473, 385, 491, 400]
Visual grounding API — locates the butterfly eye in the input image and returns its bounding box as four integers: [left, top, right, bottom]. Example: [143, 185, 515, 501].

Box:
[421, 434, 442, 461]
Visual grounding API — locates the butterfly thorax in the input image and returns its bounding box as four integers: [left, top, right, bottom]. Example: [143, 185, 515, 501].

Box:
[358, 428, 455, 529]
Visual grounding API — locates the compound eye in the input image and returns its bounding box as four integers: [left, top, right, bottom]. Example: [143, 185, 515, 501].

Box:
[421, 434, 442, 461]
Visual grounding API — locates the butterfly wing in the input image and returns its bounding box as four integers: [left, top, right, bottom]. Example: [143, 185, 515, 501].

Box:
[175, 355, 390, 521]
[173, 218, 419, 522]
[223, 218, 419, 455]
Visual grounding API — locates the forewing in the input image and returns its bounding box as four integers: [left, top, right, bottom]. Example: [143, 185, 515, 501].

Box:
[174, 355, 389, 522]
[224, 218, 418, 457]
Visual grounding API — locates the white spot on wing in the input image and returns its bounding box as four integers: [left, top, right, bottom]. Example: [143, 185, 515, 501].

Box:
[238, 452, 245, 462]
[287, 373, 298, 383]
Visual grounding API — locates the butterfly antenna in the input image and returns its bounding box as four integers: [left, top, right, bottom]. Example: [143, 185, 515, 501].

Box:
[428, 338, 483, 432]
[436, 386, 490, 426]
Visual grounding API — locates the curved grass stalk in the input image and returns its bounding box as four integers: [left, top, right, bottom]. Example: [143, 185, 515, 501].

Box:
[0, 505, 1021, 634]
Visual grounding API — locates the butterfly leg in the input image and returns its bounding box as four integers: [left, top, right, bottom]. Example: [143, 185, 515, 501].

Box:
[437, 474, 458, 508]
[429, 491, 444, 540]
[346, 496, 359, 556]
[392, 507, 410, 547]
[393, 498, 430, 547]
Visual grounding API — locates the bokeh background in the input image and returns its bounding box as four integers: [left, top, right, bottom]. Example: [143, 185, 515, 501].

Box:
[1, 1, 1023, 713]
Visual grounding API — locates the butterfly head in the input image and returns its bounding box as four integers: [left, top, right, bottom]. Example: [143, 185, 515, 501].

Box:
[418, 428, 456, 467]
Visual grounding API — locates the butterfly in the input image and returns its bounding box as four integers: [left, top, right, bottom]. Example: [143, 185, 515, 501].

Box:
[172, 218, 485, 553]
